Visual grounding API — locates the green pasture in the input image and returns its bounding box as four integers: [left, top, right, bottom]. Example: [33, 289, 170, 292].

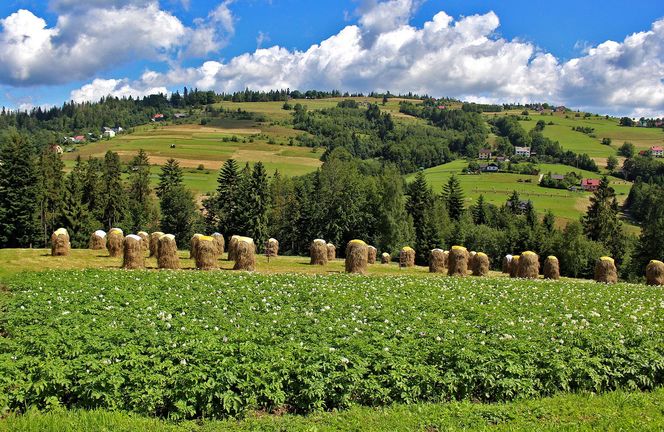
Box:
[410, 160, 633, 226]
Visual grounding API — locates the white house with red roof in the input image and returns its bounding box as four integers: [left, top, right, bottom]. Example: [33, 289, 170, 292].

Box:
[650, 146, 663, 158]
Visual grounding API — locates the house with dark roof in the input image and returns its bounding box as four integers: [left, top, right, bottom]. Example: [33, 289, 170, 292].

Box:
[478, 148, 492, 160]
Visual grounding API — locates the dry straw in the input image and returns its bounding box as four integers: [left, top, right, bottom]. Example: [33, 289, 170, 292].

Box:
[517, 251, 540, 279]
[443, 250, 449, 268]
[345, 239, 369, 274]
[595, 256, 617, 284]
[310, 239, 328, 265]
[543, 256, 560, 280]
[472, 252, 490, 276]
[190, 233, 203, 260]
[122, 234, 145, 269]
[381, 252, 391, 264]
[234, 237, 256, 271]
[502, 255, 513, 273]
[447, 246, 468, 277]
[149, 232, 164, 257]
[429, 249, 446, 273]
[645, 260, 664, 286]
[212, 233, 225, 257]
[157, 234, 179, 270]
[509, 255, 520, 278]
[196, 236, 218, 270]
[107, 228, 124, 258]
[265, 238, 279, 257]
[51, 228, 70, 256]
[228, 235, 240, 261]
[137, 231, 149, 253]
[89, 230, 106, 250]
[367, 246, 377, 264]
[327, 243, 336, 260]
[400, 246, 415, 268]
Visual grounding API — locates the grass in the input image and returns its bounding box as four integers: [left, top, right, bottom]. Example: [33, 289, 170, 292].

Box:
[410, 160, 634, 226]
[2, 388, 664, 431]
[61, 122, 322, 194]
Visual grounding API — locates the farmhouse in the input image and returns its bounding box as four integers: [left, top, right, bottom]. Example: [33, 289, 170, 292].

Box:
[152, 113, 165, 121]
[514, 147, 531, 158]
[581, 178, 600, 192]
[479, 163, 499, 172]
[478, 148, 492, 160]
[50, 144, 63, 154]
[651, 146, 663, 158]
[102, 127, 116, 138]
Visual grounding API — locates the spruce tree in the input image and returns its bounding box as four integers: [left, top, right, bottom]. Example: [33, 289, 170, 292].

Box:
[442, 175, 464, 221]
[157, 159, 197, 246]
[542, 210, 556, 232]
[38, 148, 65, 246]
[61, 166, 96, 248]
[507, 190, 521, 215]
[82, 157, 103, 223]
[127, 149, 158, 232]
[406, 172, 439, 264]
[244, 162, 270, 251]
[101, 151, 127, 229]
[582, 176, 625, 259]
[214, 159, 241, 236]
[524, 200, 538, 228]
[375, 166, 415, 253]
[633, 191, 664, 272]
[0, 131, 40, 247]
[472, 194, 488, 225]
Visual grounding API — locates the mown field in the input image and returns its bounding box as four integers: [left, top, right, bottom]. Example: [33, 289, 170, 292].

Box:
[1, 269, 662, 424]
[409, 160, 633, 226]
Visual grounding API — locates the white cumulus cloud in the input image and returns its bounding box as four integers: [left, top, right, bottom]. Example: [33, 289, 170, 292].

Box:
[64, 1, 664, 116]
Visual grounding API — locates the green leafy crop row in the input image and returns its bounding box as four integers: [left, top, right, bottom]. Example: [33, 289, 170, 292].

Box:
[1, 270, 663, 420]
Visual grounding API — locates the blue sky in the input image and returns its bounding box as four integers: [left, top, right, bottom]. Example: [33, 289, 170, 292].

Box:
[0, 0, 663, 116]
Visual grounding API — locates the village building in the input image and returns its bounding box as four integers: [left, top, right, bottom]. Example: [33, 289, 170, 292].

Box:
[514, 147, 531, 158]
[102, 127, 116, 138]
[581, 178, 600, 192]
[650, 146, 663, 158]
[478, 148, 492, 160]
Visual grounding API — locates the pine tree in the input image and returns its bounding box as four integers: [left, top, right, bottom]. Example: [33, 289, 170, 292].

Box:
[244, 162, 270, 251]
[82, 157, 103, 222]
[157, 159, 198, 246]
[213, 159, 241, 236]
[633, 190, 664, 272]
[442, 175, 464, 221]
[38, 148, 65, 246]
[406, 172, 439, 264]
[472, 194, 488, 225]
[507, 190, 521, 215]
[542, 210, 556, 232]
[127, 149, 158, 232]
[375, 166, 415, 253]
[101, 151, 127, 229]
[524, 200, 538, 228]
[61, 166, 96, 248]
[582, 176, 625, 259]
[0, 130, 40, 247]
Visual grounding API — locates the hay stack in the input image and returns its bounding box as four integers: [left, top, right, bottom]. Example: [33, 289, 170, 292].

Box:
[400, 247, 415, 268]
[310, 239, 328, 265]
[645, 260, 664, 286]
[502, 255, 513, 273]
[447, 246, 469, 276]
[367, 246, 377, 264]
[509, 256, 520, 278]
[137, 231, 149, 252]
[190, 233, 203, 260]
[51, 228, 70, 256]
[233, 237, 256, 271]
[265, 238, 279, 257]
[429, 249, 446, 273]
[517, 251, 540, 279]
[228, 235, 240, 261]
[107, 228, 124, 258]
[211, 233, 225, 257]
[443, 251, 449, 268]
[345, 240, 369, 274]
[381, 252, 391, 264]
[157, 234, 179, 270]
[594, 256, 617, 284]
[122, 234, 145, 269]
[472, 252, 490, 276]
[149, 231, 164, 257]
[327, 243, 336, 260]
[89, 230, 106, 250]
[195, 236, 218, 270]
[543, 256, 560, 280]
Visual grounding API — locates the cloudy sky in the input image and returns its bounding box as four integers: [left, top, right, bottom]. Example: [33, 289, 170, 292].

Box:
[0, 0, 663, 116]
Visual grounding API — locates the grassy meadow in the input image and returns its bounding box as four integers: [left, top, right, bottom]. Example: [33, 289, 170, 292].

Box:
[407, 160, 633, 226]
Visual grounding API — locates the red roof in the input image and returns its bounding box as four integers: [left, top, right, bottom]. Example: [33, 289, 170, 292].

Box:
[73, 135, 84, 141]
[437, 105, 447, 109]
[582, 178, 600, 187]
[153, 113, 164, 119]
[651, 146, 663, 151]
